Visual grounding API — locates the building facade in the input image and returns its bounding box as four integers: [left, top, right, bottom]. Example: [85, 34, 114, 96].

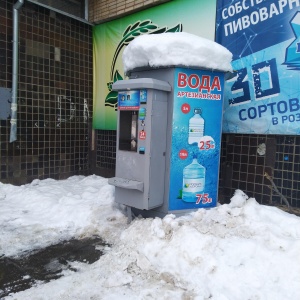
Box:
[1, 0, 299, 210]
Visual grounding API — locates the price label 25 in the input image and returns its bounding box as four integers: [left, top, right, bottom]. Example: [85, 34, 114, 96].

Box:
[199, 140, 215, 150]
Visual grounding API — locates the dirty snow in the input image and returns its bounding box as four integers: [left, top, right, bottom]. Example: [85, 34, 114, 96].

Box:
[1, 175, 300, 299]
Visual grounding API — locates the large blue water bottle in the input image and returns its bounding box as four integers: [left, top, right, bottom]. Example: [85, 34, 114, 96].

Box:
[182, 154, 205, 202]
[188, 108, 204, 144]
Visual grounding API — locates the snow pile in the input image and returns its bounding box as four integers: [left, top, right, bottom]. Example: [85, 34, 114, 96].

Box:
[122, 32, 233, 74]
[1, 176, 300, 299]
[229, 189, 249, 208]
[0, 175, 127, 257]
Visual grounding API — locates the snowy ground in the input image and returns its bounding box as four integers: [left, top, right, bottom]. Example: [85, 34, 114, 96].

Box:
[1, 175, 300, 299]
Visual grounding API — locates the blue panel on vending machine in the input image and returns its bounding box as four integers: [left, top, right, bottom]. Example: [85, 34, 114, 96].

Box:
[168, 68, 225, 210]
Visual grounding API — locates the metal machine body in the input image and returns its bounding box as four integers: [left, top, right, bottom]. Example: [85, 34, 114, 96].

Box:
[109, 67, 225, 218]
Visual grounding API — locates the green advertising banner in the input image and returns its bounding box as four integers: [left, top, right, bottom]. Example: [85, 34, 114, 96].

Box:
[93, 0, 217, 130]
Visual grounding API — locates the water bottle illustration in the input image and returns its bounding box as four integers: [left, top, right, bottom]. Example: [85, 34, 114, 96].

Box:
[182, 154, 205, 202]
[188, 108, 204, 144]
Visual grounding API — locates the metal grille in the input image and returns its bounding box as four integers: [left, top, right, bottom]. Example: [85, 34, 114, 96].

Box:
[0, 0, 92, 185]
[96, 130, 116, 170]
[220, 134, 300, 209]
[28, 0, 87, 21]
[273, 136, 300, 208]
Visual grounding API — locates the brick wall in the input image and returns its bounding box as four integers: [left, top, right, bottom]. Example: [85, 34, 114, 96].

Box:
[89, 0, 170, 23]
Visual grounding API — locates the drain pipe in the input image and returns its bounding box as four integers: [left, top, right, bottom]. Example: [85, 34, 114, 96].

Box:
[10, 0, 24, 143]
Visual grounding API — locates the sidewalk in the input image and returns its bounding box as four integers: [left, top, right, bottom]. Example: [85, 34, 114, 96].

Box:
[0, 237, 108, 298]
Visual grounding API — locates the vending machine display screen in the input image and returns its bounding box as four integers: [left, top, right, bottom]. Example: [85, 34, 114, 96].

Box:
[119, 111, 138, 151]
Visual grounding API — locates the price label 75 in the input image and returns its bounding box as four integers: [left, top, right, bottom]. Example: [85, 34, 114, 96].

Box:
[196, 193, 212, 204]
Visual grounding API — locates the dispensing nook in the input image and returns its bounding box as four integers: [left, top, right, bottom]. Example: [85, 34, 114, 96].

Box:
[108, 67, 226, 219]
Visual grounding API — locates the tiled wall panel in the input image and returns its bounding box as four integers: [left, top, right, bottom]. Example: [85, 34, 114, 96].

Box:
[0, 1, 92, 185]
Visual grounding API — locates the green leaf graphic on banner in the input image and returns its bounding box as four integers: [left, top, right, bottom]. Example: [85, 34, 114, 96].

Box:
[140, 28, 149, 33]
[130, 21, 141, 31]
[124, 37, 135, 44]
[150, 24, 183, 35]
[107, 81, 113, 91]
[166, 24, 183, 33]
[139, 20, 151, 27]
[150, 27, 167, 34]
[113, 70, 123, 82]
[106, 19, 182, 110]
[110, 20, 160, 79]
[105, 70, 123, 110]
[104, 91, 118, 110]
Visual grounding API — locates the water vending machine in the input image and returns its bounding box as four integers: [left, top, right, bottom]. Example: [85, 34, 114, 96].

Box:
[108, 67, 225, 218]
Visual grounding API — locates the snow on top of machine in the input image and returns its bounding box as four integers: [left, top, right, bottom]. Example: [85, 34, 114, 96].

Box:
[122, 32, 233, 73]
